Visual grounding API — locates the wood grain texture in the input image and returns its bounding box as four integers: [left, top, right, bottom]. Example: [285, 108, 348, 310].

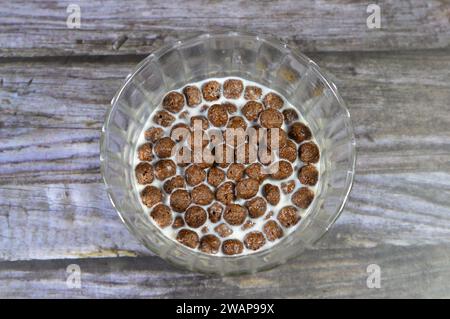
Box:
[1, 50, 450, 263]
[0, 0, 449, 57]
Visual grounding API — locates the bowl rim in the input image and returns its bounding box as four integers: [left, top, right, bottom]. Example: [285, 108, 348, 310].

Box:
[100, 30, 357, 274]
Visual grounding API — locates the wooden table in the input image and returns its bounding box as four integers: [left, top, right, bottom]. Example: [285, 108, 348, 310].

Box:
[1, 0, 449, 298]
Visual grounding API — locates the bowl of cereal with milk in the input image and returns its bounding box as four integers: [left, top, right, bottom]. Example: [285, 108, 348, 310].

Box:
[100, 32, 356, 274]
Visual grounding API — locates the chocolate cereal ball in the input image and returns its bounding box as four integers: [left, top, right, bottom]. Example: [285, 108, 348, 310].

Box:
[185, 164, 206, 186]
[190, 115, 209, 130]
[298, 164, 319, 186]
[185, 206, 207, 228]
[163, 175, 185, 194]
[154, 137, 175, 158]
[223, 79, 243, 99]
[263, 184, 280, 205]
[176, 229, 199, 249]
[223, 204, 247, 226]
[279, 140, 297, 162]
[292, 187, 315, 209]
[214, 223, 233, 238]
[281, 180, 296, 194]
[244, 231, 266, 251]
[277, 206, 300, 228]
[144, 127, 164, 142]
[208, 104, 228, 127]
[222, 239, 244, 255]
[259, 108, 283, 128]
[208, 202, 223, 223]
[245, 197, 267, 218]
[172, 216, 185, 229]
[162, 91, 184, 113]
[282, 109, 299, 125]
[288, 122, 312, 143]
[154, 159, 176, 180]
[223, 102, 237, 114]
[207, 167, 225, 187]
[150, 204, 172, 228]
[266, 128, 288, 150]
[216, 181, 235, 205]
[202, 80, 221, 101]
[245, 163, 267, 182]
[170, 189, 191, 213]
[227, 163, 245, 182]
[191, 184, 214, 205]
[242, 101, 264, 122]
[270, 160, 293, 180]
[141, 186, 162, 208]
[236, 178, 259, 199]
[299, 142, 320, 164]
[135, 162, 154, 184]
[263, 220, 284, 241]
[138, 143, 153, 161]
[227, 116, 247, 131]
[263, 92, 284, 109]
[199, 234, 221, 254]
[244, 85, 262, 100]
[153, 110, 175, 127]
[170, 123, 191, 142]
[183, 85, 202, 107]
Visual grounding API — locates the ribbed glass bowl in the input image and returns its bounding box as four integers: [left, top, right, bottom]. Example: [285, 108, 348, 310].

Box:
[100, 31, 356, 275]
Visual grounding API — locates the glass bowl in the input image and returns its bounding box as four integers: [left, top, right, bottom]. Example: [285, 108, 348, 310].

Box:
[100, 31, 356, 275]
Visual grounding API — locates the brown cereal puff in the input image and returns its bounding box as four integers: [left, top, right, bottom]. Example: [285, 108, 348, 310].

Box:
[214, 223, 233, 238]
[242, 220, 255, 230]
[259, 108, 283, 128]
[172, 216, 185, 229]
[236, 178, 259, 199]
[245, 163, 267, 183]
[216, 181, 236, 205]
[153, 110, 175, 127]
[299, 142, 320, 164]
[292, 187, 315, 209]
[191, 184, 214, 205]
[266, 128, 288, 150]
[154, 159, 176, 181]
[170, 189, 191, 213]
[185, 206, 207, 228]
[277, 206, 300, 228]
[270, 160, 294, 180]
[244, 231, 266, 251]
[135, 162, 154, 184]
[298, 164, 319, 186]
[281, 180, 296, 194]
[162, 91, 184, 113]
[222, 239, 244, 255]
[138, 143, 153, 161]
[263, 220, 284, 241]
[141, 186, 163, 208]
[189, 130, 210, 150]
[174, 146, 192, 167]
[183, 85, 202, 107]
[163, 175, 185, 194]
[244, 85, 262, 100]
[282, 109, 299, 125]
[263, 184, 280, 205]
[150, 204, 172, 228]
[226, 163, 245, 182]
[208, 104, 228, 127]
[288, 122, 312, 143]
[144, 127, 164, 142]
[214, 143, 234, 168]
[170, 123, 191, 142]
[245, 197, 267, 219]
[208, 202, 224, 223]
[263, 92, 284, 109]
[185, 164, 206, 186]
[279, 140, 297, 162]
[223, 204, 247, 226]
[190, 115, 209, 130]
[199, 234, 221, 254]
[154, 137, 175, 158]
[223, 102, 237, 114]
[242, 101, 264, 122]
[202, 80, 221, 101]
[176, 229, 199, 249]
[207, 167, 225, 187]
[227, 116, 248, 131]
[223, 79, 244, 99]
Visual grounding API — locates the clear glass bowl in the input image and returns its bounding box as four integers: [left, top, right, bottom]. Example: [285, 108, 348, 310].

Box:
[100, 31, 356, 275]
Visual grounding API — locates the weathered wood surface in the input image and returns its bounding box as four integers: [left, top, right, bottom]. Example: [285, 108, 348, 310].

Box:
[0, 0, 449, 57]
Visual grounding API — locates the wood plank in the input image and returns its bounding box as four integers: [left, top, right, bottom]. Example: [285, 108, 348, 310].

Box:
[1, 50, 450, 261]
[1, 244, 449, 298]
[0, 0, 449, 57]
